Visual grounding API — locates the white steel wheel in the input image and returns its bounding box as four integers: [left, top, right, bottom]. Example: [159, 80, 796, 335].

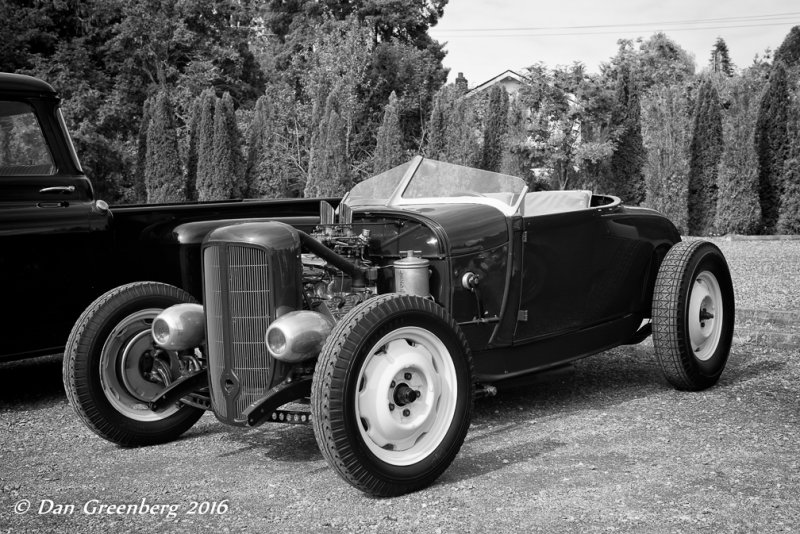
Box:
[687, 271, 723, 361]
[312, 294, 473, 497]
[653, 240, 735, 391]
[355, 326, 458, 466]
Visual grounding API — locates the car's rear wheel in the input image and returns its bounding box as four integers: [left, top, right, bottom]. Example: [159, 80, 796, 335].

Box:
[311, 294, 473, 497]
[63, 282, 205, 446]
[652, 240, 735, 390]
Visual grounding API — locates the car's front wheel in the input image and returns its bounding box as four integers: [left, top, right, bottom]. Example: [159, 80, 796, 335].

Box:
[63, 282, 205, 446]
[652, 240, 735, 390]
[311, 294, 473, 497]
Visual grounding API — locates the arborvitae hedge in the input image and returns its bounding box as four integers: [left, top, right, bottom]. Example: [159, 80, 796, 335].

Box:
[778, 104, 800, 233]
[426, 86, 452, 160]
[144, 91, 185, 203]
[715, 75, 762, 235]
[133, 97, 151, 203]
[609, 67, 646, 204]
[195, 89, 218, 201]
[373, 91, 404, 173]
[185, 96, 202, 201]
[305, 90, 351, 197]
[641, 83, 691, 234]
[212, 92, 244, 199]
[245, 95, 269, 198]
[755, 62, 791, 232]
[688, 78, 723, 235]
[481, 85, 509, 172]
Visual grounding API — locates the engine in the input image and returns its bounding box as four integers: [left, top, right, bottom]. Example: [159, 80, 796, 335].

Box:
[302, 223, 378, 321]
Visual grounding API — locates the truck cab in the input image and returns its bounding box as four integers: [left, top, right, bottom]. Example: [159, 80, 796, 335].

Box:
[0, 73, 110, 359]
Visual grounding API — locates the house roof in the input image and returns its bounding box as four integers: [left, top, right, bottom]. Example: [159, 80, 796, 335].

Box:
[466, 69, 530, 97]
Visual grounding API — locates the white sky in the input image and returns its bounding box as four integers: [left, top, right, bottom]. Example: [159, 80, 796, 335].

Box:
[429, 0, 800, 86]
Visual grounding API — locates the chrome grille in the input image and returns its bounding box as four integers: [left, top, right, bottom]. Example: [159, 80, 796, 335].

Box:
[203, 243, 273, 422]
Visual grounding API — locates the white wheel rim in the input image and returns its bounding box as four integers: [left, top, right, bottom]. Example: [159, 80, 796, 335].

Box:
[99, 309, 180, 422]
[355, 326, 458, 466]
[687, 271, 723, 361]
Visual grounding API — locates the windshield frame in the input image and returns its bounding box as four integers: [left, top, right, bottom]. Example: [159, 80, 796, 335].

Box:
[344, 156, 528, 217]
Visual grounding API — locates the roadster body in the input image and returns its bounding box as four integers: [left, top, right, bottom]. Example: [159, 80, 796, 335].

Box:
[64, 157, 735, 497]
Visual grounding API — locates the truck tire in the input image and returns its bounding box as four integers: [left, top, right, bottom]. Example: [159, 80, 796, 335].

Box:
[652, 240, 735, 390]
[63, 282, 205, 446]
[311, 294, 474, 497]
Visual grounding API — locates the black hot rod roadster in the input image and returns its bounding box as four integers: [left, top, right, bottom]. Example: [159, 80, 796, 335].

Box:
[64, 157, 734, 496]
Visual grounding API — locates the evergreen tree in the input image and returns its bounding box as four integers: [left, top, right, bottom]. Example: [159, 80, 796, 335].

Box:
[247, 86, 302, 199]
[245, 95, 270, 197]
[687, 78, 723, 235]
[426, 86, 454, 160]
[641, 83, 691, 234]
[305, 90, 351, 197]
[715, 73, 762, 235]
[132, 96, 152, 204]
[144, 91, 185, 203]
[373, 91, 404, 173]
[710, 37, 734, 76]
[608, 66, 646, 203]
[775, 25, 800, 70]
[755, 62, 791, 232]
[209, 92, 244, 200]
[185, 96, 202, 201]
[481, 85, 509, 172]
[444, 99, 480, 168]
[195, 89, 218, 201]
[501, 96, 532, 182]
[777, 102, 800, 233]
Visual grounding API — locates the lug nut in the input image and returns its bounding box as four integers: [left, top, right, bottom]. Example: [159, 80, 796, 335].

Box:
[402, 409, 410, 417]
[390, 381, 395, 388]
[404, 372, 412, 380]
[389, 403, 395, 411]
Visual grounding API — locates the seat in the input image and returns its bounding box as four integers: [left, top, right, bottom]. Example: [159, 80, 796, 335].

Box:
[523, 190, 592, 216]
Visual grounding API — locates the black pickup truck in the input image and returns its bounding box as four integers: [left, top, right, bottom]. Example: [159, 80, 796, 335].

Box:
[0, 73, 325, 361]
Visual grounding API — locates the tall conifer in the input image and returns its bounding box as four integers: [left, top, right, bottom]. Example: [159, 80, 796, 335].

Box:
[144, 90, 185, 203]
[373, 91, 404, 173]
[481, 85, 509, 172]
[755, 62, 791, 232]
[688, 78, 723, 235]
[195, 89, 218, 201]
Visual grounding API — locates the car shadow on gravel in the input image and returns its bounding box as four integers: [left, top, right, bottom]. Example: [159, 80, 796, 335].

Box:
[0, 354, 64, 406]
[219, 424, 323, 462]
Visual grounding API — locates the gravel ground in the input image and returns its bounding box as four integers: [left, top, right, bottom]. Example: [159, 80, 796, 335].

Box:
[1, 239, 798, 533]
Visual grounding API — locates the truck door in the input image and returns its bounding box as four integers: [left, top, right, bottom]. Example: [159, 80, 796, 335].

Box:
[0, 99, 107, 359]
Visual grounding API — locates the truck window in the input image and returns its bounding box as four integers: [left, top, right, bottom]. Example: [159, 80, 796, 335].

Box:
[0, 101, 55, 176]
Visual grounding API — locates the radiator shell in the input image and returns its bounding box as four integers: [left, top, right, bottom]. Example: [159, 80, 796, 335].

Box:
[202, 222, 302, 425]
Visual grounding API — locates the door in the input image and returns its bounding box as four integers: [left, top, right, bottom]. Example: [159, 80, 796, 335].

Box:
[0, 99, 107, 359]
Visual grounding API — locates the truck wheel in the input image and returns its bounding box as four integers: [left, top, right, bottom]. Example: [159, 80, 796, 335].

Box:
[652, 240, 735, 391]
[312, 294, 473, 497]
[63, 282, 205, 446]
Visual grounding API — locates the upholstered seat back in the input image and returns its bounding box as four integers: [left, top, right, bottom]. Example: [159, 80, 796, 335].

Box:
[523, 190, 592, 216]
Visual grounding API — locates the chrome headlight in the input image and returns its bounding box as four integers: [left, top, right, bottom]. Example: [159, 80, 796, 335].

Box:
[151, 303, 205, 351]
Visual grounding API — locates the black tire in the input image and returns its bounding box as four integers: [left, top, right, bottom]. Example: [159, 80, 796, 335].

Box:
[63, 281, 205, 446]
[652, 240, 735, 390]
[311, 294, 474, 497]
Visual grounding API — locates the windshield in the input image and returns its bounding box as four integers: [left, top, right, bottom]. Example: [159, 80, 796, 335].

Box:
[345, 157, 527, 216]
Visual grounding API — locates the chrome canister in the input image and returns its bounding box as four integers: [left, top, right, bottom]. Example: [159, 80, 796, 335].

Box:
[393, 250, 430, 296]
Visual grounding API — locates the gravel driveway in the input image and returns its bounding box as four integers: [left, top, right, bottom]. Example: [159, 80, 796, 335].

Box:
[1, 239, 798, 533]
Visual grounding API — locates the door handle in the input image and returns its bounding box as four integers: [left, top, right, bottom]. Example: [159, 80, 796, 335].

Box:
[39, 185, 76, 194]
[37, 201, 69, 208]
